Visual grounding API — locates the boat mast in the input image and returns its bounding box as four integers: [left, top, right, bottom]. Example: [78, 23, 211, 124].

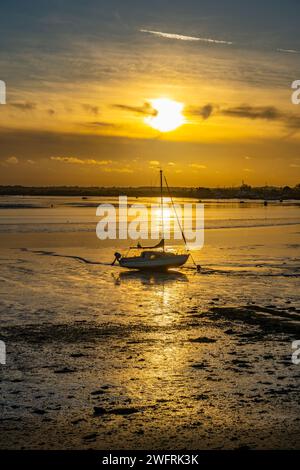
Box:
[160, 169, 164, 249]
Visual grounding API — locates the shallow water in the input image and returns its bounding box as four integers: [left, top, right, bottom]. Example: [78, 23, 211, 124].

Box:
[0, 196, 299, 232]
[0, 197, 299, 449]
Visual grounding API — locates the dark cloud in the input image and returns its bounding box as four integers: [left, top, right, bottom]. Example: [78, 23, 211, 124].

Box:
[82, 104, 99, 116]
[113, 102, 157, 116]
[84, 121, 121, 128]
[201, 104, 214, 120]
[284, 115, 300, 129]
[189, 103, 300, 133]
[221, 104, 300, 131]
[221, 105, 281, 121]
[10, 101, 36, 111]
[189, 104, 214, 120]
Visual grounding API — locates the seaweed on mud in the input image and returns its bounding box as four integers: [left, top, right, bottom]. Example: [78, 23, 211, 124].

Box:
[0, 319, 205, 344]
[203, 306, 300, 335]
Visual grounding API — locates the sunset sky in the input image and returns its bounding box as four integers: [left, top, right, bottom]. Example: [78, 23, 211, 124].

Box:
[0, 0, 300, 186]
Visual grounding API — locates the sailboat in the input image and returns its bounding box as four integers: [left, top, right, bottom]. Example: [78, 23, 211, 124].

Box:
[112, 170, 190, 271]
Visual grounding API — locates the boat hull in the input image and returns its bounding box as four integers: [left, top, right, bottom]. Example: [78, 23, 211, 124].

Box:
[119, 254, 189, 271]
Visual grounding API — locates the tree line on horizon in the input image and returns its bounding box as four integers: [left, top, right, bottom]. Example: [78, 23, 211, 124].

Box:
[0, 183, 299, 199]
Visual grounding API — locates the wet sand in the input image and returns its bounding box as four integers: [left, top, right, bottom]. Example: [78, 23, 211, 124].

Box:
[0, 201, 300, 449]
[1, 290, 300, 449]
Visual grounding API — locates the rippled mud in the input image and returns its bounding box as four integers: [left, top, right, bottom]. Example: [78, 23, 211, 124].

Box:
[1, 302, 300, 449]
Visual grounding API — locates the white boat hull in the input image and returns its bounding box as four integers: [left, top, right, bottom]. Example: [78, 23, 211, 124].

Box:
[119, 254, 189, 271]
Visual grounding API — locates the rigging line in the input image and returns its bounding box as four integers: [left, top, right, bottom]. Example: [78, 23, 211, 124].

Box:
[160, 169, 164, 248]
[163, 174, 198, 268]
[163, 173, 187, 245]
[124, 246, 132, 257]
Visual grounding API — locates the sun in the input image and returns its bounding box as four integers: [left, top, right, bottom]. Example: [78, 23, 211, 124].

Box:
[145, 98, 185, 132]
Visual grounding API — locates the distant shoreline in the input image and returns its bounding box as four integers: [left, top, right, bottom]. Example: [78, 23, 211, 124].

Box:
[0, 184, 299, 200]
